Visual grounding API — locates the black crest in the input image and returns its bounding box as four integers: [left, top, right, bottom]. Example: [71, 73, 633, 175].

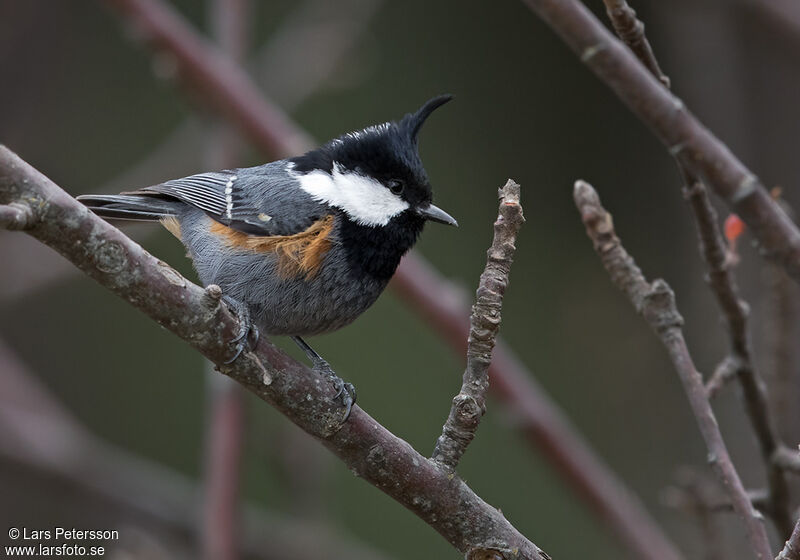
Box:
[399, 94, 453, 145]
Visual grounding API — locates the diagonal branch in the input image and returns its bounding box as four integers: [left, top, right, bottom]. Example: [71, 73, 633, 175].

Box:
[432, 180, 524, 471]
[574, 180, 773, 560]
[521, 0, 800, 284]
[0, 145, 551, 560]
[777, 521, 800, 560]
[601, 0, 669, 87]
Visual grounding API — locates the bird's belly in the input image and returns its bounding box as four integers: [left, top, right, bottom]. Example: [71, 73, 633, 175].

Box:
[248, 265, 387, 336]
[179, 210, 392, 336]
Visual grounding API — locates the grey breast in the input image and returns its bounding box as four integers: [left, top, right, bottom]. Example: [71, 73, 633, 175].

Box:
[178, 208, 388, 336]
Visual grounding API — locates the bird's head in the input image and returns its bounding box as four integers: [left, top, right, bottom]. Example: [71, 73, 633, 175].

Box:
[289, 95, 457, 229]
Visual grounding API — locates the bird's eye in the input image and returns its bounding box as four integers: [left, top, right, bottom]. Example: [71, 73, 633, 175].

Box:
[388, 180, 405, 195]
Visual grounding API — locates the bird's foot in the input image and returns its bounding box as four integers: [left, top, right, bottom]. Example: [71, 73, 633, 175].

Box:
[222, 295, 259, 363]
[292, 336, 356, 421]
[314, 358, 357, 421]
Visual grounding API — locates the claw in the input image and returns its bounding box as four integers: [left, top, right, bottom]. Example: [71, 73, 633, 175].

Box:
[291, 336, 357, 421]
[224, 343, 245, 365]
[222, 295, 258, 364]
[327, 374, 356, 419]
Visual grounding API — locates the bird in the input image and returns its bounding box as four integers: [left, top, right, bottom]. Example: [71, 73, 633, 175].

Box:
[77, 95, 457, 419]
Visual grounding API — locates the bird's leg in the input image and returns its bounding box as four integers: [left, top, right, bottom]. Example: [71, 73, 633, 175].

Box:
[222, 295, 259, 363]
[291, 336, 356, 420]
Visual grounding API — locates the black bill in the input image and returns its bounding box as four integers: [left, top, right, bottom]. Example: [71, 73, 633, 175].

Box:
[415, 203, 458, 227]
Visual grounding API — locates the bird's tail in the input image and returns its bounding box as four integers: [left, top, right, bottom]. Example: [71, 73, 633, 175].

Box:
[77, 193, 180, 222]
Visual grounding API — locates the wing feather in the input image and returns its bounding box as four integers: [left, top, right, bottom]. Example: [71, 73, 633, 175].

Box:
[127, 166, 328, 237]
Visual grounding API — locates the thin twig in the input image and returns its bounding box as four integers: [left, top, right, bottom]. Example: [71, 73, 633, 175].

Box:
[777, 521, 800, 560]
[738, 0, 800, 47]
[432, 180, 524, 471]
[764, 263, 800, 442]
[98, 1, 684, 557]
[661, 468, 728, 560]
[0, 145, 551, 560]
[683, 179, 793, 535]
[705, 356, 739, 399]
[521, 0, 800, 283]
[574, 179, 773, 560]
[774, 447, 800, 474]
[601, 0, 669, 87]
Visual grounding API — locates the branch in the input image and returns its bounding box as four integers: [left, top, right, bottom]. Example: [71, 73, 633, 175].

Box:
[0, 146, 550, 560]
[705, 356, 738, 399]
[574, 180, 773, 560]
[601, 0, 669, 87]
[777, 522, 800, 560]
[739, 0, 800, 47]
[0, 201, 33, 230]
[774, 447, 800, 474]
[661, 468, 729, 560]
[432, 180, 523, 471]
[683, 179, 792, 535]
[94, 1, 684, 557]
[764, 262, 800, 443]
[521, 0, 800, 284]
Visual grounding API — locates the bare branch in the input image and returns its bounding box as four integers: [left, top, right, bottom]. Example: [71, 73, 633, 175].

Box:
[777, 522, 800, 560]
[432, 180, 524, 471]
[0, 145, 551, 560]
[601, 0, 669, 87]
[574, 180, 773, 560]
[739, 0, 800, 46]
[774, 447, 800, 474]
[764, 263, 800, 443]
[521, 0, 800, 283]
[661, 468, 728, 560]
[683, 179, 793, 535]
[705, 356, 739, 399]
[0, 202, 33, 230]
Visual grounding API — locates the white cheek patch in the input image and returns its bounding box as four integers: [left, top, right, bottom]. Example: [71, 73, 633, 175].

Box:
[291, 162, 410, 226]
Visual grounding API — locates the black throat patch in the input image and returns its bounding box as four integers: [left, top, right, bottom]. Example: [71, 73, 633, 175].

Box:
[339, 212, 425, 281]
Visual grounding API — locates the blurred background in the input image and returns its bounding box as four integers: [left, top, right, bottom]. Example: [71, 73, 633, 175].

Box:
[1, 0, 799, 558]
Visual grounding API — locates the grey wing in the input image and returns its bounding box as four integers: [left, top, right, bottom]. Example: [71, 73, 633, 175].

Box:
[130, 163, 327, 236]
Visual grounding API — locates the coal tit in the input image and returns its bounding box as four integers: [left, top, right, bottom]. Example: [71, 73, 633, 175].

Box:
[78, 95, 456, 418]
